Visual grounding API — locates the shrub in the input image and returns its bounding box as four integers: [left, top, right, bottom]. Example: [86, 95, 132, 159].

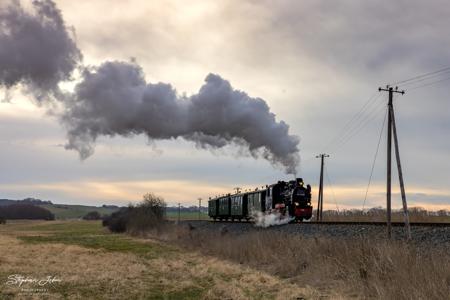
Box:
[102, 208, 130, 233]
[127, 194, 166, 234]
[103, 193, 166, 234]
[0, 204, 55, 220]
[82, 211, 102, 220]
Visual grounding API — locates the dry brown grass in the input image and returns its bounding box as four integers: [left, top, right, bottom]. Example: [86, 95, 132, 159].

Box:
[152, 224, 450, 300]
[321, 207, 450, 223]
[0, 221, 318, 299]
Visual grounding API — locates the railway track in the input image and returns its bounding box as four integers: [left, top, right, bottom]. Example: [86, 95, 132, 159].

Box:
[185, 220, 449, 244]
[303, 221, 450, 227]
[206, 220, 450, 227]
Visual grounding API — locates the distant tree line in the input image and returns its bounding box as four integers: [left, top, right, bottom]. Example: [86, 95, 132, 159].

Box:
[0, 204, 55, 220]
[0, 198, 52, 206]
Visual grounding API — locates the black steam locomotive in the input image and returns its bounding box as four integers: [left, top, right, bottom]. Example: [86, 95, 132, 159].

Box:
[208, 178, 313, 222]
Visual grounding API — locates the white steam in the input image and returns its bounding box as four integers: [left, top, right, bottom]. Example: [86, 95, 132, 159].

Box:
[252, 211, 293, 228]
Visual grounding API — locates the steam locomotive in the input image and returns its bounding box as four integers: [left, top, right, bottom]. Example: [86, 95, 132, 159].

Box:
[208, 178, 313, 222]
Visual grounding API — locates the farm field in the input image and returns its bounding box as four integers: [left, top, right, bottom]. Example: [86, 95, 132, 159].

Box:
[38, 204, 119, 219]
[165, 211, 209, 221]
[0, 221, 316, 299]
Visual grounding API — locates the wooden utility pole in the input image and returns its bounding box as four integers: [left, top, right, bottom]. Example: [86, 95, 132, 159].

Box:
[379, 85, 411, 239]
[316, 154, 329, 221]
[391, 104, 412, 240]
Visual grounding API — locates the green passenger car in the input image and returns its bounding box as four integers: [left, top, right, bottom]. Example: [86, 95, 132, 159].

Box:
[208, 198, 219, 219]
[247, 190, 266, 215]
[218, 196, 231, 219]
[230, 194, 248, 220]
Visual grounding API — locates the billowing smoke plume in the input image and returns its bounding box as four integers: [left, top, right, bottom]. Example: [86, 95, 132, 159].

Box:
[63, 62, 299, 173]
[1, 0, 300, 173]
[0, 0, 81, 97]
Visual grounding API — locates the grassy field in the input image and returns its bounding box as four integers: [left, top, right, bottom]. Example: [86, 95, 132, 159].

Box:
[0, 221, 317, 299]
[37, 203, 208, 220]
[38, 204, 119, 219]
[166, 211, 209, 221]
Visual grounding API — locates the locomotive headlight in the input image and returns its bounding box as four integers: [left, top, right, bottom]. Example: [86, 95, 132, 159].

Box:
[295, 202, 299, 206]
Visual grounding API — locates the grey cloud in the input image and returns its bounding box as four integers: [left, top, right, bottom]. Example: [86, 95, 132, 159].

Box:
[0, 0, 81, 99]
[63, 61, 300, 174]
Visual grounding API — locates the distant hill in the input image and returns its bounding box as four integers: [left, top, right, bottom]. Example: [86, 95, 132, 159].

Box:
[39, 204, 121, 219]
[0, 198, 121, 219]
[0, 198, 52, 206]
[0, 198, 212, 220]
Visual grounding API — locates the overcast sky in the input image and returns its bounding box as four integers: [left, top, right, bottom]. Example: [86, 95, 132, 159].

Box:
[1, 0, 449, 209]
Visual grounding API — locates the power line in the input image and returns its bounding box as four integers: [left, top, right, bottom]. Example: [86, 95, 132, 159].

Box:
[324, 165, 339, 212]
[391, 66, 450, 86]
[362, 107, 387, 211]
[331, 101, 386, 154]
[396, 70, 450, 87]
[408, 75, 450, 91]
[322, 65, 450, 157]
[322, 93, 379, 150]
[323, 93, 382, 152]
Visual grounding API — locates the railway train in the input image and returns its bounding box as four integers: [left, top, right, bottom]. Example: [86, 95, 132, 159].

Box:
[208, 178, 313, 222]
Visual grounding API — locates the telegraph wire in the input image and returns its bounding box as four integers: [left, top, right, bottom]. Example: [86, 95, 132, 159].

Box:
[408, 75, 450, 91]
[323, 93, 383, 153]
[322, 92, 378, 150]
[362, 107, 388, 211]
[323, 65, 450, 156]
[391, 65, 450, 86]
[396, 70, 450, 87]
[331, 101, 385, 151]
[331, 101, 386, 154]
[324, 165, 340, 212]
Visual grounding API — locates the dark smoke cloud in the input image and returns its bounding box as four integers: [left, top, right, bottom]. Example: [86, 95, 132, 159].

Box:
[0, 0, 300, 174]
[63, 62, 300, 173]
[0, 0, 81, 98]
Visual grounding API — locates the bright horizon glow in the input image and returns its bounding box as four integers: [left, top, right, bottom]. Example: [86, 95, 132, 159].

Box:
[1, 180, 449, 210]
[1, 0, 449, 211]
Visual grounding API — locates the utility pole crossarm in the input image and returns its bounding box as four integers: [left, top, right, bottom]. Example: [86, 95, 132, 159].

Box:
[379, 85, 405, 95]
